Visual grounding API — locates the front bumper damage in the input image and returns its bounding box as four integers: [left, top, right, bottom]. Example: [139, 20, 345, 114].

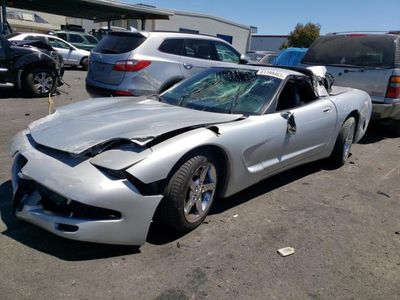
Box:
[10, 131, 163, 246]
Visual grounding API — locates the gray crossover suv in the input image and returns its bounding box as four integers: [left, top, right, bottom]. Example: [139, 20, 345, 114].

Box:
[86, 31, 243, 97]
[302, 32, 400, 133]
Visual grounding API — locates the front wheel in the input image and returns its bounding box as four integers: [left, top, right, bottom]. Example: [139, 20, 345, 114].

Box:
[330, 117, 356, 167]
[159, 154, 218, 232]
[23, 68, 56, 97]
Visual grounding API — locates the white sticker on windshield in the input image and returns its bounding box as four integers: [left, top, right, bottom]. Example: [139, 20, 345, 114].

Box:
[256, 70, 286, 79]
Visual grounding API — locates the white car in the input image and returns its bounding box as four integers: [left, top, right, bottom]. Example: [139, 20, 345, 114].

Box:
[9, 33, 90, 70]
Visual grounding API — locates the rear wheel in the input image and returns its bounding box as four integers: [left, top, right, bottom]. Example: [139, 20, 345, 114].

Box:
[159, 154, 218, 232]
[23, 68, 56, 97]
[330, 117, 356, 167]
[80, 57, 89, 70]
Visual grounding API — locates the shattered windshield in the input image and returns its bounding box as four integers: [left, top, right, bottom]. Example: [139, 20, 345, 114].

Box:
[161, 68, 282, 115]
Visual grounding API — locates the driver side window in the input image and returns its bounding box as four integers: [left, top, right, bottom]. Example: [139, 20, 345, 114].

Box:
[49, 38, 70, 49]
[276, 79, 317, 111]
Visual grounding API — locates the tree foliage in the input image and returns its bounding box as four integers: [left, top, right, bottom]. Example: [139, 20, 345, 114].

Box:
[281, 22, 321, 49]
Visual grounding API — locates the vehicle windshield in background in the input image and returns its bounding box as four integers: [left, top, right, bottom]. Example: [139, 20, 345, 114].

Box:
[247, 53, 265, 62]
[85, 35, 98, 44]
[93, 32, 146, 54]
[161, 68, 282, 115]
[302, 35, 396, 68]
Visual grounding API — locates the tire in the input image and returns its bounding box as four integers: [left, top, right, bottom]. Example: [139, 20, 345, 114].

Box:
[80, 57, 89, 70]
[330, 117, 356, 167]
[158, 154, 219, 232]
[24, 68, 56, 97]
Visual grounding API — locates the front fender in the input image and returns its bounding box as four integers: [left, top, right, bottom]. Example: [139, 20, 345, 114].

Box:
[126, 128, 220, 185]
[14, 52, 56, 71]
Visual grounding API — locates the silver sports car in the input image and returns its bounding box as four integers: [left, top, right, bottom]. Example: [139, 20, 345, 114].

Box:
[9, 66, 372, 245]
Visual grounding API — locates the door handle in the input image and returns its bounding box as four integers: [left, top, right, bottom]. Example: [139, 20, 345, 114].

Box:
[280, 111, 296, 135]
[183, 63, 193, 70]
[322, 106, 332, 113]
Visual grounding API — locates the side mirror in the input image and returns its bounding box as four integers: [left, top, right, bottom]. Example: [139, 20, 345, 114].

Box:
[239, 54, 249, 64]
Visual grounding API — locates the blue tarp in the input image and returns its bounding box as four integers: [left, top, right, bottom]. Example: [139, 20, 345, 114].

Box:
[273, 48, 308, 67]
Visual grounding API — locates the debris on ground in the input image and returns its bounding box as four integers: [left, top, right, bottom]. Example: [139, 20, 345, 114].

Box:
[233, 214, 238, 218]
[377, 190, 391, 198]
[277, 247, 295, 257]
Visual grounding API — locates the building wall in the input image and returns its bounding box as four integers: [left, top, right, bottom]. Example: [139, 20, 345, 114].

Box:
[250, 35, 288, 52]
[154, 12, 250, 53]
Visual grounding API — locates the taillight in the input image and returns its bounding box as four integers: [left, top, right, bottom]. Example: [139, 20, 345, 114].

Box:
[386, 76, 400, 98]
[114, 90, 133, 96]
[112, 60, 151, 72]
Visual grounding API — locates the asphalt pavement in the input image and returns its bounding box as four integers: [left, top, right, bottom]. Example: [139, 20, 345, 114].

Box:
[0, 70, 399, 299]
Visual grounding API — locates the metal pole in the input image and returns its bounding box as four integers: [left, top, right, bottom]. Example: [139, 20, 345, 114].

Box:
[141, 18, 145, 31]
[0, 0, 6, 35]
[107, 19, 111, 32]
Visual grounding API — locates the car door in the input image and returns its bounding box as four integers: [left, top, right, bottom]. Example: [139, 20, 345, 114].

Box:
[48, 37, 77, 65]
[179, 39, 219, 78]
[0, 37, 11, 83]
[272, 77, 337, 168]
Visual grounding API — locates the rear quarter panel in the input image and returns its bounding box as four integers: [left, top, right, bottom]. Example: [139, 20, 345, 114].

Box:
[329, 88, 372, 143]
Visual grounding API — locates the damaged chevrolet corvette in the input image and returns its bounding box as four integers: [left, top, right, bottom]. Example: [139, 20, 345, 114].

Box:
[9, 65, 372, 245]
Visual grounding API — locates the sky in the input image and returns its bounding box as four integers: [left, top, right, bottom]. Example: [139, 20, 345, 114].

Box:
[127, 0, 400, 35]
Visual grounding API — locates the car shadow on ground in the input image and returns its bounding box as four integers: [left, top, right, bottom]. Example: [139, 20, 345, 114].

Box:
[359, 121, 399, 144]
[0, 87, 63, 99]
[0, 87, 24, 99]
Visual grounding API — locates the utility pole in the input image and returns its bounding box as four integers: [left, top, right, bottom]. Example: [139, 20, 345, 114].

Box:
[0, 0, 7, 35]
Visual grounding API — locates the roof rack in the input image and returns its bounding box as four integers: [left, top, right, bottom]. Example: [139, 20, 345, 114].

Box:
[151, 30, 219, 38]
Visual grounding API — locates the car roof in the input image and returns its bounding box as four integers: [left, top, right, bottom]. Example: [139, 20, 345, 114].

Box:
[116, 30, 232, 43]
[12, 32, 76, 47]
[326, 32, 399, 39]
[55, 31, 93, 35]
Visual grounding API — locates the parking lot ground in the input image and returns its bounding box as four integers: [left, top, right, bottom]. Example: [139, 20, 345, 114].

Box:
[0, 70, 399, 299]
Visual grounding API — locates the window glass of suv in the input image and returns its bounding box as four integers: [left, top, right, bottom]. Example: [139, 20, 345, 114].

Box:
[56, 33, 67, 41]
[183, 39, 219, 60]
[69, 34, 84, 43]
[85, 35, 98, 44]
[94, 32, 146, 54]
[214, 41, 240, 63]
[25, 35, 46, 43]
[159, 39, 184, 55]
[302, 35, 396, 68]
[48, 37, 71, 49]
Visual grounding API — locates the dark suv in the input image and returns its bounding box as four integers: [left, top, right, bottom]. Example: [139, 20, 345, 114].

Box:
[0, 34, 63, 97]
[302, 32, 400, 133]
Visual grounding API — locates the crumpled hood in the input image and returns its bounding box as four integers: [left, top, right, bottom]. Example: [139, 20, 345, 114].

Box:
[29, 97, 241, 155]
